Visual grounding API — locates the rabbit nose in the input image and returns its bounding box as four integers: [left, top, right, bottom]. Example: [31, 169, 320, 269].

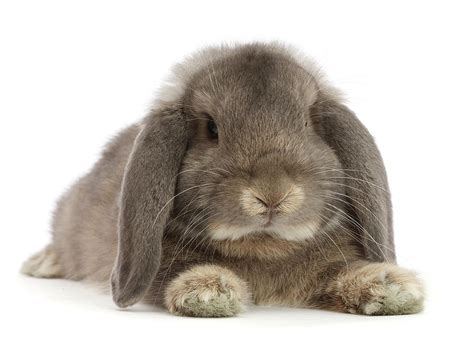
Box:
[241, 190, 287, 221]
[240, 184, 304, 219]
[253, 193, 287, 211]
[252, 192, 289, 227]
[240, 165, 304, 218]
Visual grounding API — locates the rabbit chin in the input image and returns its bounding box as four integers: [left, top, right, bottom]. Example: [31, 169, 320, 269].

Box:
[208, 221, 320, 242]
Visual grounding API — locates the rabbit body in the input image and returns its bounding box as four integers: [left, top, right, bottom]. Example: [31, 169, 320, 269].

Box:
[22, 43, 424, 317]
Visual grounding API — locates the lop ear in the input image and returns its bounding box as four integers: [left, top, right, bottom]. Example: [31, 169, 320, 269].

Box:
[111, 106, 188, 308]
[311, 96, 396, 263]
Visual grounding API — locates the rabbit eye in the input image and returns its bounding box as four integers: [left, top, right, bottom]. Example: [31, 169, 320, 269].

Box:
[207, 118, 218, 140]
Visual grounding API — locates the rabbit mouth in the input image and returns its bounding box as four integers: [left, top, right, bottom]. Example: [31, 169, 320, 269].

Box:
[208, 220, 319, 242]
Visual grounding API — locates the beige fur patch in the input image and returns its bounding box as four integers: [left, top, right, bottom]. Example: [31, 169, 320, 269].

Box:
[210, 233, 306, 259]
[164, 264, 250, 317]
[332, 262, 424, 315]
[21, 245, 63, 278]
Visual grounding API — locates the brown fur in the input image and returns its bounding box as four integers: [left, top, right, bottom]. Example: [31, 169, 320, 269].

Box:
[22, 43, 423, 316]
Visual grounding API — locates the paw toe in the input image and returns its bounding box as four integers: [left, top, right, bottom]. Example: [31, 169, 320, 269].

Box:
[338, 263, 425, 316]
[361, 283, 424, 315]
[179, 289, 242, 317]
[165, 265, 249, 317]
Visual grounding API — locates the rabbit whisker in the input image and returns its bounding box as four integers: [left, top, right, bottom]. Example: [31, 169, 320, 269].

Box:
[151, 183, 215, 228]
[321, 202, 392, 259]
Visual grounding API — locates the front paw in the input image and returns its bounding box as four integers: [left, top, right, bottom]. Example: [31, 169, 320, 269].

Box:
[164, 265, 250, 317]
[334, 262, 424, 315]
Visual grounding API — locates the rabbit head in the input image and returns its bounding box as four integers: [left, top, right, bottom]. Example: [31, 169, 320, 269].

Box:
[172, 47, 344, 242]
[111, 43, 394, 308]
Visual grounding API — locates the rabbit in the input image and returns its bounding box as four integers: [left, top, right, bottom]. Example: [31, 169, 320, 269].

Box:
[22, 43, 424, 317]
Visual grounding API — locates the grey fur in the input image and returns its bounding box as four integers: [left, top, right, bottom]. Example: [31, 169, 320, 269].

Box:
[22, 43, 423, 316]
[312, 97, 395, 262]
[112, 107, 189, 307]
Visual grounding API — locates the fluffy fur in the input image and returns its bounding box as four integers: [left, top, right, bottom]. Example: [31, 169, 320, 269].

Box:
[164, 265, 249, 317]
[22, 43, 423, 317]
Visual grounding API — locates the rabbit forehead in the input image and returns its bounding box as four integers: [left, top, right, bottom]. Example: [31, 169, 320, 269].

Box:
[183, 49, 317, 138]
[190, 59, 312, 113]
[154, 42, 341, 108]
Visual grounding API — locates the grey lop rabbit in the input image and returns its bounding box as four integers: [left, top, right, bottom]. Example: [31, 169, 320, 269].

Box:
[22, 43, 424, 317]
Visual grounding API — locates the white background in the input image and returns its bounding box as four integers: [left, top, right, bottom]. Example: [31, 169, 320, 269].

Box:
[1, 1, 472, 356]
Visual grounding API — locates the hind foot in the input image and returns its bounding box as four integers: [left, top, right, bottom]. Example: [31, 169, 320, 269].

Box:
[21, 245, 63, 278]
